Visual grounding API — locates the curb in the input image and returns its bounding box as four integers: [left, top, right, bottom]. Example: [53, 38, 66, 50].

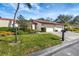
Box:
[29, 38, 79, 56]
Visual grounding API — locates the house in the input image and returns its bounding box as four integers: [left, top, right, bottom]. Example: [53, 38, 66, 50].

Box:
[0, 18, 64, 32]
[73, 24, 79, 28]
[0, 18, 18, 27]
[31, 20, 64, 32]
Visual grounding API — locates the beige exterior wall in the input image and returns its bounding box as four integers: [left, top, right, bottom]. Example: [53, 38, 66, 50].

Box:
[32, 22, 63, 32]
[0, 20, 16, 27]
[0, 20, 10, 27]
[36, 23, 42, 31]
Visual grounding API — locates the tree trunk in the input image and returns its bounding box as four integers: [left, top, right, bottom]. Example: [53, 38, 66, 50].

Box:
[13, 3, 20, 43]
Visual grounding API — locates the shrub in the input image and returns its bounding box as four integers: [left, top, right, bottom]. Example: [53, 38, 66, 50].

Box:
[26, 29, 38, 34]
[0, 31, 14, 36]
[0, 27, 15, 32]
[17, 30, 28, 35]
[0, 27, 10, 31]
[8, 28, 16, 32]
[69, 28, 79, 32]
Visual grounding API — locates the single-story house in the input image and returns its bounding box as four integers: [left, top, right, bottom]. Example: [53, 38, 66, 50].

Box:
[31, 20, 64, 32]
[73, 24, 79, 28]
[0, 18, 64, 32]
[0, 18, 18, 27]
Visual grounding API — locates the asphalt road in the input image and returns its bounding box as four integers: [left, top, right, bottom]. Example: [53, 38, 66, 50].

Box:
[51, 41, 79, 56]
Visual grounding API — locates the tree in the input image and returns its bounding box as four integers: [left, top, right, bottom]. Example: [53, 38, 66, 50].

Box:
[55, 15, 73, 23]
[73, 15, 79, 24]
[0, 16, 2, 18]
[46, 17, 53, 21]
[17, 15, 28, 31]
[13, 3, 32, 43]
[55, 15, 73, 29]
[38, 18, 45, 20]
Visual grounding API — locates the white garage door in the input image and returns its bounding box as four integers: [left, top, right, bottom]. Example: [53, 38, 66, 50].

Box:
[46, 28, 53, 32]
[54, 27, 63, 32]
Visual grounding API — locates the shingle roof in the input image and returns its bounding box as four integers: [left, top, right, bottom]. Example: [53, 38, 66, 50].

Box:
[0, 18, 14, 21]
[32, 20, 64, 25]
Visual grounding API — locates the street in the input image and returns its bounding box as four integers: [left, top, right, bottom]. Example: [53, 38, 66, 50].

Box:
[50, 31, 79, 56]
[51, 41, 79, 56]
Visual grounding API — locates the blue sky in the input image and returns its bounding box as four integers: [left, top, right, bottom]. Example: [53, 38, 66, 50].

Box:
[0, 3, 79, 20]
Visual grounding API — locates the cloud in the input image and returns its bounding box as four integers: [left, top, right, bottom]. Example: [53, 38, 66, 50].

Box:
[31, 3, 41, 10]
[9, 3, 41, 15]
[1, 3, 79, 20]
[0, 10, 13, 18]
[9, 3, 17, 10]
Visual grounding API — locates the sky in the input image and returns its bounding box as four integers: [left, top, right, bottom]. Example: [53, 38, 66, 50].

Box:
[0, 3, 79, 20]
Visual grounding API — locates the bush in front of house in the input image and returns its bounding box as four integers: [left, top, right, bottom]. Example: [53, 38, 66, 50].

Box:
[17, 30, 28, 35]
[8, 27, 16, 32]
[0, 27, 15, 32]
[0, 27, 38, 35]
[0, 31, 14, 36]
[0, 27, 10, 31]
[26, 29, 38, 34]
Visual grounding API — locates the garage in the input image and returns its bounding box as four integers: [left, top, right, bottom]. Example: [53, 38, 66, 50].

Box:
[46, 28, 54, 32]
[32, 20, 64, 32]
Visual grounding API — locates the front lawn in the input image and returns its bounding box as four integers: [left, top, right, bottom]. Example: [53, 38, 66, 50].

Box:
[0, 33, 61, 56]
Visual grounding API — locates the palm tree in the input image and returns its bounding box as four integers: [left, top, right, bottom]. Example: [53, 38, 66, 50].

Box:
[13, 3, 32, 43]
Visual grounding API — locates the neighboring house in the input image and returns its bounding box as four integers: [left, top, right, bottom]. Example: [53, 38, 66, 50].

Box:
[31, 20, 64, 32]
[0, 18, 18, 27]
[73, 24, 79, 28]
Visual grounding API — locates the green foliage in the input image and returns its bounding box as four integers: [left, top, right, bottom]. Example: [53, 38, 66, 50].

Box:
[69, 28, 79, 32]
[55, 15, 73, 23]
[0, 27, 10, 31]
[8, 28, 16, 32]
[73, 16, 79, 24]
[17, 30, 28, 35]
[17, 15, 32, 31]
[0, 27, 15, 32]
[0, 33, 61, 55]
[26, 29, 38, 34]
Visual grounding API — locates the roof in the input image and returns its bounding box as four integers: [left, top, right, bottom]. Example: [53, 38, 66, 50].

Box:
[0, 18, 14, 21]
[32, 20, 64, 25]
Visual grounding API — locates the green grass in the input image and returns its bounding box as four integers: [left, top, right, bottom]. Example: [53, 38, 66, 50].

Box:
[0, 33, 61, 56]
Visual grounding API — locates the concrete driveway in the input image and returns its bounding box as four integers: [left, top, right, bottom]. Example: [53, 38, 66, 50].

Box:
[51, 31, 79, 41]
